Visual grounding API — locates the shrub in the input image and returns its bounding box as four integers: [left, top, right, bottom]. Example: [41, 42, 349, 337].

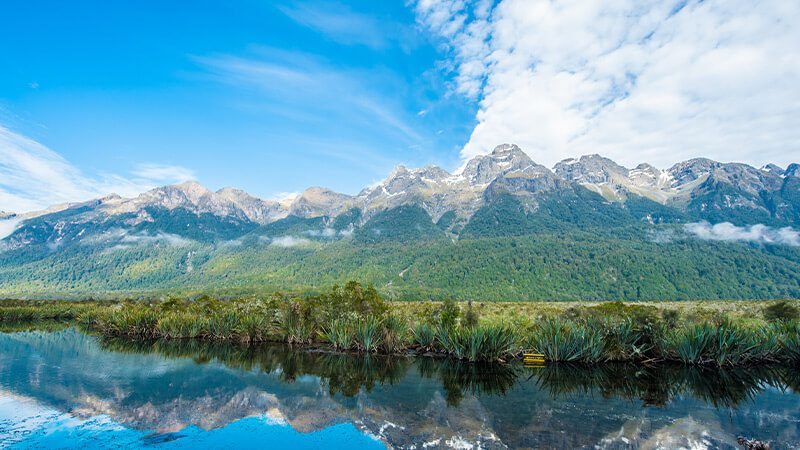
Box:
[661, 309, 680, 328]
[439, 299, 459, 330]
[463, 301, 479, 328]
[763, 301, 800, 322]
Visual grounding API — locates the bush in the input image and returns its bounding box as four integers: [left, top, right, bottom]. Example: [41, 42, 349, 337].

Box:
[763, 301, 800, 322]
[439, 299, 459, 330]
[661, 309, 680, 328]
[463, 301, 479, 328]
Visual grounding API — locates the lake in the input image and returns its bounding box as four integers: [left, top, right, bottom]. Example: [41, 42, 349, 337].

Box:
[0, 328, 798, 449]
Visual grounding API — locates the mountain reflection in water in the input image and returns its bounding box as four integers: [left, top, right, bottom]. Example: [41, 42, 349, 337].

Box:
[1, 328, 799, 449]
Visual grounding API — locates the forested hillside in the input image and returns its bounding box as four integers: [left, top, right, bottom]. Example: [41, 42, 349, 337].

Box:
[2, 146, 799, 301]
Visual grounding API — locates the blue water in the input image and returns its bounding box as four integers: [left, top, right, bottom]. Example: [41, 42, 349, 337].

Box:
[0, 399, 380, 450]
[1, 328, 799, 449]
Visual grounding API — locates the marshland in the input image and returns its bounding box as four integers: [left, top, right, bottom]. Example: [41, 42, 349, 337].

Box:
[3, 286, 800, 448]
[2, 282, 799, 367]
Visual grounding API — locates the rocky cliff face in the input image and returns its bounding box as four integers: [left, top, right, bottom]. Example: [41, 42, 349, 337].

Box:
[289, 187, 354, 218]
[103, 181, 286, 224]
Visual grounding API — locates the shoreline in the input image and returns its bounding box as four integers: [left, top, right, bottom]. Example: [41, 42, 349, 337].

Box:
[1, 286, 799, 367]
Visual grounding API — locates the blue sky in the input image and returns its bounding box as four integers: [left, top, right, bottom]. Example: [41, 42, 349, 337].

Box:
[0, 1, 475, 209]
[1, 0, 799, 212]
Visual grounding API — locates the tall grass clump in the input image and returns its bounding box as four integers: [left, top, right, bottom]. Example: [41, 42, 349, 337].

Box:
[95, 306, 160, 338]
[436, 324, 516, 362]
[662, 321, 764, 366]
[381, 316, 408, 354]
[437, 326, 465, 359]
[235, 315, 271, 343]
[780, 323, 800, 365]
[156, 312, 204, 339]
[206, 312, 240, 340]
[602, 319, 649, 361]
[321, 319, 354, 351]
[411, 322, 436, 351]
[354, 316, 383, 353]
[471, 325, 516, 362]
[530, 319, 604, 363]
[281, 301, 314, 345]
[0, 301, 102, 323]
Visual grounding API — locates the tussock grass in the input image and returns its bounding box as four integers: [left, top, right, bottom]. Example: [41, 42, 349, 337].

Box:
[2, 290, 799, 365]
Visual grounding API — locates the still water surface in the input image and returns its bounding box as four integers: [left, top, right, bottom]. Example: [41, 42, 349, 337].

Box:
[0, 328, 798, 449]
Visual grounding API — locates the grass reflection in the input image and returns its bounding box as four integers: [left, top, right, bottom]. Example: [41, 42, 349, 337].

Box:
[100, 336, 795, 409]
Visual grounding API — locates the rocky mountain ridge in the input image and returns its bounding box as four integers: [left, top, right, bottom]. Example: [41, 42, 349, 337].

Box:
[1, 144, 798, 243]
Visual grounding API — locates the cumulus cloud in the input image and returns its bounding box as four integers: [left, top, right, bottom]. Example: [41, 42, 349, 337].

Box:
[0, 218, 22, 240]
[413, 0, 800, 168]
[0, 125, 196, 214]
[685, 221, 800, 246]
[89, 228, 193, 251]
[270, 236, 312, 247]
[305, 228, 337, 238]
[119, 232, 192, 247]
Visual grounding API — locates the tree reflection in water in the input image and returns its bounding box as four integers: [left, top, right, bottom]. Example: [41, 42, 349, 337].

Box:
[102, 336, 797, 409]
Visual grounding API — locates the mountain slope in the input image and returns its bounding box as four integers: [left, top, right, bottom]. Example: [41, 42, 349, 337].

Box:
[0, 144, 798, 300]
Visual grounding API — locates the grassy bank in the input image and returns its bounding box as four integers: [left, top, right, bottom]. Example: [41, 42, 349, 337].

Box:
[2, 283, 799, 366]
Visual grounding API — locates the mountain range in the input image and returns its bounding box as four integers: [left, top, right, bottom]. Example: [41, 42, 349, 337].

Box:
[1, 144, 799, 300]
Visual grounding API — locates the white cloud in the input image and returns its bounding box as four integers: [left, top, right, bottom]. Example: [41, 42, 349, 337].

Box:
[270, 236, 312, 247]
[0, 218, 22, 240]
[277, 2, 418, 50]
[119, 231, 192, 247]
[132, 164, 195, 184]
[414, 0, 800, 169]
[0, 125, 196, 213]
[87, 228, 193, 250]
[305, 228, 337, 238]
[195, 49, 425, 145]
[685, 221, 800, 246]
